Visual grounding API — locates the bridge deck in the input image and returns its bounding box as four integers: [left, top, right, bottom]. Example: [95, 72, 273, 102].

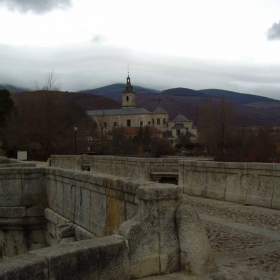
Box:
[143, 194, 280, 279]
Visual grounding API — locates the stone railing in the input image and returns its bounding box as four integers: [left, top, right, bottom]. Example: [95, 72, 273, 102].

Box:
[44, 167, 142, 244]
[0, 158, 218, 279]
[46, 167, 209, 278]
[179, 161, 280, 209]
[50, 155, 180, 181]
[0, 235, 130, 280]
[0, 156, 36, 168]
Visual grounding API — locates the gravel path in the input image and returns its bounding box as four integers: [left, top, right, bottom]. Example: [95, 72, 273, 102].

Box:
[185, 195, 280, 279]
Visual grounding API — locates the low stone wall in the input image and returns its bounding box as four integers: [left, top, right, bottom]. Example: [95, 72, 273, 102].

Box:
[0, 156, 36, 168]
[0, 235, 130, 280]
[0, 168, 47, 257]
[45, 167, 142, 241]
[50, 155, 179, 181]
[179, 161, 280, 209]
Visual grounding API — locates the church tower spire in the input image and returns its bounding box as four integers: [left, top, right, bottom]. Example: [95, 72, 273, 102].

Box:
[122, 73, 136, 108]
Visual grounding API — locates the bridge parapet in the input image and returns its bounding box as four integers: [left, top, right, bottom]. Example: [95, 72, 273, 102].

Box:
[179, 161, 280, 210]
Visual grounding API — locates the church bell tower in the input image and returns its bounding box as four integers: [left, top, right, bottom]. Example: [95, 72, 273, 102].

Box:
[122, 75, 136, 108]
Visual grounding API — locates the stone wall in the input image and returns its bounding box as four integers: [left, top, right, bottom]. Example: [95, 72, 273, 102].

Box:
[0, 235, 130, 280]
[179, 161, 280, 209]
[0, 167, 47, 257]
[44, 167, 142, 243]
[50, 155, 179, 180]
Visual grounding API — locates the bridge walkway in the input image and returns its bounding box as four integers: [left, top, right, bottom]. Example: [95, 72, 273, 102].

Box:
[143, 195, 280, 279]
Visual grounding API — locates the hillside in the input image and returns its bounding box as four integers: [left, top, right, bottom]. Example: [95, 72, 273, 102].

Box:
[79, 84, 280, 126]
[198, 89, 277, 104]
[80, 83, 160, 99]
[6, 82, 280, 127]
[64, 92, 120, 110]
[0, 84, 29, 93]
[135, 92, 280, 127]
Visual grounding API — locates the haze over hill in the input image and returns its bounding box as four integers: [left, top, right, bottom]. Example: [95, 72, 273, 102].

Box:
[80, 83, 280, 127]
[3, 82, 280, 127]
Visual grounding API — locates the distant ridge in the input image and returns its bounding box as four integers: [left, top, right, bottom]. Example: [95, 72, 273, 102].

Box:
[80, 83, 160, 99]
[80, 84, 280, 105]
[162, 87, 204, 97]
[198, 89, 279, 104]
[0, 84, 29, 93]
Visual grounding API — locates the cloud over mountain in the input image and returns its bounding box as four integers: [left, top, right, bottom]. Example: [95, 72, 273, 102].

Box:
[0, 0, 72, 14]
[267, 21, 280, 40]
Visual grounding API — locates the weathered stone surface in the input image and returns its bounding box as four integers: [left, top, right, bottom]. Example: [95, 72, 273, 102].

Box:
[0, 207, 25, 218]
[75, 225, 96, 240]
[57, 223, 75, 239]
[0, 252, 48, 280]
[59, 237, 76, 244]
[26, 206, 45, 217]
[176, 204, 216, 275]
[30, 235, 130, 280]
[119, 184, 182, 278]
[180, 161, 280, 210]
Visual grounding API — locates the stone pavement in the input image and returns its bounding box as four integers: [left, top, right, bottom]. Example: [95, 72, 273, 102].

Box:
[143, 195, 280, 280]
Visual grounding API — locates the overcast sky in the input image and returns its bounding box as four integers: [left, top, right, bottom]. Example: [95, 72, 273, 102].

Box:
[1, 0, 280, 99]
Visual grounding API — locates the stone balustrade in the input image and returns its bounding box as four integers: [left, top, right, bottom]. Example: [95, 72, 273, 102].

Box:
[179, 161, 280, 210]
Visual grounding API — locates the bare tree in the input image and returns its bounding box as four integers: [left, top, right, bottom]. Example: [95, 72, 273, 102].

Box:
[2, 91, 96, 159]
[199, 97, 235, 161]
[34, 70, 61, 91]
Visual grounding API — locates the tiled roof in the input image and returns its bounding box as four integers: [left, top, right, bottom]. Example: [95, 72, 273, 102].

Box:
[153, 106, 168, 114]
[172, 113, 189, 122]
[87, 107, 152, 116]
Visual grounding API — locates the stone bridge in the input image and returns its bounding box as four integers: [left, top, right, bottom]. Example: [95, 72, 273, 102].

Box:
[1, 156, 280, 279]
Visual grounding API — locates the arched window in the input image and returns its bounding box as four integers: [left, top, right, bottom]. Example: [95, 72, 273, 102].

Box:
[126, 96, 129, 102]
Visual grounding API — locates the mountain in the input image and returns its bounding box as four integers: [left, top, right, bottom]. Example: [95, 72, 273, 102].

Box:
[0, 84, 29, 93]
[198, 89, 278, 104]
[80, 83, 160, 99]
[64, 92, 120, 110]
[162, 87, 204, 97]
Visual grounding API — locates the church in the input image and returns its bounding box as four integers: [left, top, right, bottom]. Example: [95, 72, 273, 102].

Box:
[87, 75, 197, 145]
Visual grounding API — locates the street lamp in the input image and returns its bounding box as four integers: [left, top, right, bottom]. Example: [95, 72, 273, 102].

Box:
[74, 125, 78, 154]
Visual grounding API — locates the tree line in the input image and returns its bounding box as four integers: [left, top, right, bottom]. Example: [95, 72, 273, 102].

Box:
[199, 97, 280, 162]
[0, 85, 279, 162]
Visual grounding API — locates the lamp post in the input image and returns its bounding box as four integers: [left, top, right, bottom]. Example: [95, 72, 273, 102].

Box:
[74, 125, 78, 154]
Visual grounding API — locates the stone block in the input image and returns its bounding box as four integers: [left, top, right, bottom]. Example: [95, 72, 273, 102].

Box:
[224, 173, 245, 204]
[21, 173, 45, 207]
[75, 225, 95, 241]
[90, 192, 106, 236]
[26, 206, 45, 217]
[0, 207, 25, 218]
[74, 188, 90, 231]
[176, 204, 216, 275]
[125, 202, 138, 220]
[45, 208, 58, 224]
[106, 196, 125, 235]
[0, 178, 21, 207]
[57, 223, 75, 239]
[0, 253, 48, 280]
[48, 221, 57, 238]
[119, 183, 182, 278]
[30, 235, 130, 280]
[59, 237, 76, 245]
[246, 174, 273, 207]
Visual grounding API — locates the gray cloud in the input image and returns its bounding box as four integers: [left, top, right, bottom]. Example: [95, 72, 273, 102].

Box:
[267, 21, 280, 40]
[1, 43, 280, 100]
[91, 35, 108, 44]
[0, 0, 72, 14]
